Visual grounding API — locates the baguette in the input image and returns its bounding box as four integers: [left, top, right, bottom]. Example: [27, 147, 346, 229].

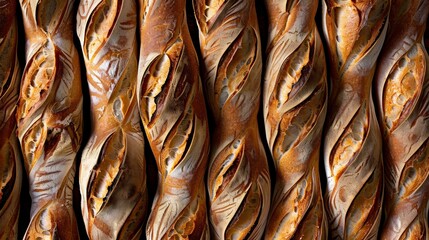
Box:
[0, 0, 22, 238]
[193, 1, 271, 239]
[76, 0, 148, 239]
[321, 0, 389, 238]
[374, 0, 429, 239]
[262, 0, 328, 238]
[17, 0, 83, 238]
[138, 0, 210, 239]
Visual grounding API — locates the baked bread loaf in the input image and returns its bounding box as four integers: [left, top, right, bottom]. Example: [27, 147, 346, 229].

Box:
[321, 0, 389, 238]
[138, 0, 210, 239]
[0, 0, 22, 238]
[374, 0, 429, 239]
[193, 0, 271, 239]
[262, 0, 328, 238]
[17, 0, 82, 238]
[76, 0, 148, 239]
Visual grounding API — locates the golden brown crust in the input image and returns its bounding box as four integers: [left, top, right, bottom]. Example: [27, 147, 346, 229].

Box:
[374, 0, 429, 239]
[193, 0, 271, 239]
[76, 0, 148, 239]
[17, 0, 82, 238]
[321, 0, 389, 239]
[138, 0, 210, 239]
[262, 0, 328, 239]
[0, 0, 22, 238]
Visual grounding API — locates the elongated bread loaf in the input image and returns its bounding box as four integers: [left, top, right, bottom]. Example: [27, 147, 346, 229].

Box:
[0, 0, 22, 238]
[138, 0, 210, 239]
[321, 0, 389, 238]
[17, 0, 82, 238]
[193, 1, 271, 239]
[262, 0, 328, 238]
[374, 0, 429, 239]
[76, 0, 147, 239]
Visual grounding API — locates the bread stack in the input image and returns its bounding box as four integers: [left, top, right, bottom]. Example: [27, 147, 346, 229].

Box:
[17, 0, 83, 238]
[262, 0, 328, 238]
[194, 0, 271, 239]
[138, 0, 210, 238]
[0, 0, 22, 238]
[374, 0, 429, 238]
[77, 0, 148, 238]
[321, 0, 389, 238]
[2, 0, 429, 238]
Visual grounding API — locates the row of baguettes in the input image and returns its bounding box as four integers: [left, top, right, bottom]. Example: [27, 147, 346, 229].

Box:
[323, 0, 429, 238]
[0, 0, 428, 239]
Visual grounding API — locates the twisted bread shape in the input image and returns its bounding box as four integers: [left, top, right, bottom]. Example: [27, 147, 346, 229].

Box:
[321, 0, 389, 238]
[76, 0, 147, 239]
[194, 0, 271, 239]
[374, 0, 429, 239]
[0, 0, 22, 238]
[17, 0, 83, 238]
[262, 0, 328, 239]
[138, 0, 210, 239]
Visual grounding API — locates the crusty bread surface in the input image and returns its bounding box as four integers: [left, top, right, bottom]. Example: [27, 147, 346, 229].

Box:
[374, 0, 429, 239]
[17, 0, 83, 238]
[76, 0, 148, 239]
[194, 0, 271, 239]
[262, 0, 328, 239]
[321, 0, 389, 238]
[138, 0, 210, 239]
